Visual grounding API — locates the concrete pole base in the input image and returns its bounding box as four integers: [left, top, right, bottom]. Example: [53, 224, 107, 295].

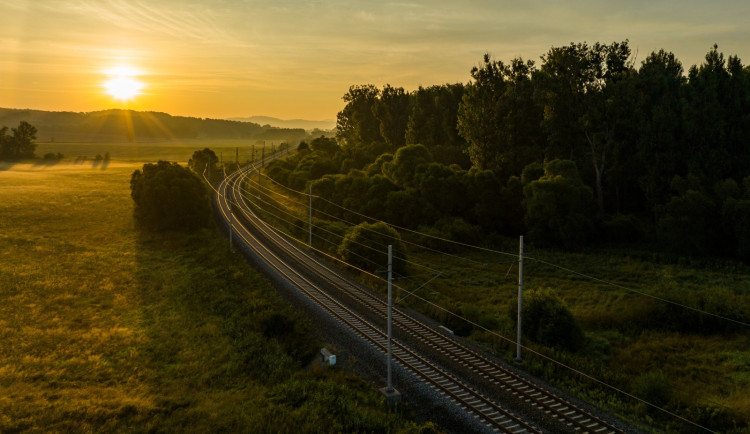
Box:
[379, 387, 402, 407]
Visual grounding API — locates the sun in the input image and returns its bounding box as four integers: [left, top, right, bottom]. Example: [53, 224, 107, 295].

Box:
[102, 66, 144, 101]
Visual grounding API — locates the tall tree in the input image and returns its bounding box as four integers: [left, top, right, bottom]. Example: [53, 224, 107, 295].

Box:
[406, 84, 466, 148]
[336, 84, 383, 149]
[374, 84, 410, 151]
[458, 54, 543, 175]
[535, 41, 632, 213]
[682, 45, 732, 184]
[632, 50, 686, 209]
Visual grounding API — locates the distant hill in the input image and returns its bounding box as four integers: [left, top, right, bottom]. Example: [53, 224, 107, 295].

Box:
[0, 108, 308, 143]
[230, 116, 335, 132]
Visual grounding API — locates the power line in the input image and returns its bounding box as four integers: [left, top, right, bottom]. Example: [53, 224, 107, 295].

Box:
[525, 255, 750, 329]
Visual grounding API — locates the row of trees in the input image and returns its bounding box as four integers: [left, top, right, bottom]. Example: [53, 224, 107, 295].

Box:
[309, 42, 750, 260]
[0, 121, 37, 160]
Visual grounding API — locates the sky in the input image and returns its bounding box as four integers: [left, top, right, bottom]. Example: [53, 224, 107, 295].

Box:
[1, 0, 749, 121]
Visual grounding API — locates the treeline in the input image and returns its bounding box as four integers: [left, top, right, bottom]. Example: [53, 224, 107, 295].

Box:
[267, 42, 750, 261]
[0, 108, 307, 142]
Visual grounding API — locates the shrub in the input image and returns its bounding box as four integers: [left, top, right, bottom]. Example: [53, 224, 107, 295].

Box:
[523, 160, 595, 247]
[130, 161, 212, 232]
[655, 189, 718, 256]
[507, 288, 584, 351]
[337, 221, 406, 275]
[188, 148, 218, 176]
[633, 371, 672, 409]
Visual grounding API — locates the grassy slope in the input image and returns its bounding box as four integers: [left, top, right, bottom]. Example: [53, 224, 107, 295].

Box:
[0, 158, 433, 432]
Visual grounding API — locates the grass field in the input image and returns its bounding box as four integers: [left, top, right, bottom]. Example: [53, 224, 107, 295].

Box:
[34, 139, 288, 165]
[0, 152, 433, 432]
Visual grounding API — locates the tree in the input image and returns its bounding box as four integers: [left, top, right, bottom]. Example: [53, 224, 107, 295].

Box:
[630, 50, 686, 210]
[0, 126, 7, 159]
[535, 41, 632, 214]
[309, 136, 340, 158]
[188, 148, 218, 176]
[1, 121, 37, 159]
[337, 221, 406, 275]
[130, 161, 212, 232]
[336, 84, 382, 149]
[382, 144, 433, 188]
[406, 84, 467, 149]
[374, 84, 410, 151]
[656, 188, 718, 256]
[523, 160, 595, 246]
[458, 54, 543, 176]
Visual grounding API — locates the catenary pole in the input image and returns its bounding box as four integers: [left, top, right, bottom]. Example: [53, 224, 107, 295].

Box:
[309, 184, 313, 247]
[516, 235, 524, 362]
[387, 244, 393, 393]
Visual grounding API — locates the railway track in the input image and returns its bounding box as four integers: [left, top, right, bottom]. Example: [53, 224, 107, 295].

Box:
[214, 162, 628, 433]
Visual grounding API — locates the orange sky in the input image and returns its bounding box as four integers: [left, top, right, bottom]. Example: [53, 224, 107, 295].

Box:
[2, 1, 749, 121]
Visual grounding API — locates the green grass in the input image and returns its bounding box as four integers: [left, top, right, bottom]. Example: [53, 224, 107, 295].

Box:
[0, 161, 434, 432]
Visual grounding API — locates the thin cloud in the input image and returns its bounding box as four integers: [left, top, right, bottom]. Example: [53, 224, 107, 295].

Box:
[68, 0, 235, 43]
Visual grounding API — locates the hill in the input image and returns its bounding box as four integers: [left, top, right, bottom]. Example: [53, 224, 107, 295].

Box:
[229, 115, 335, 132]
[0, 108, 308, 143]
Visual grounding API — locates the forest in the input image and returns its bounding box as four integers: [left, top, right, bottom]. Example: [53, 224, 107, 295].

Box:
[265, 41, 750, 261]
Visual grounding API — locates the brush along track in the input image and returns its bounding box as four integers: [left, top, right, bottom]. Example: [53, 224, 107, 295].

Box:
[217, 164, 627, 433]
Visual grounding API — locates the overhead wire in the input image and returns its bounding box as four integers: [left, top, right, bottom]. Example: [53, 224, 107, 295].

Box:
[238, 175, 412, 277]
[259, 171, 513, 267]
[525, 255, 750, 329]
[242, 177, 444, 275]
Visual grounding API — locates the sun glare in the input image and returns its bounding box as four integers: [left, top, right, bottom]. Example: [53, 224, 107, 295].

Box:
[102, 65, 144, 101]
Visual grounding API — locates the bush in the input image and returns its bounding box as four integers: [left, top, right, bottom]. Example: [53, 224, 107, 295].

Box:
[507, 288, 584, 351]
[130, 161, 212, 232]
[633, 370, 672, 409]
[188, 148, 218, 176]
[523, 160, 595, 247]
[656, 189, 718, 256]
[337, 221, 406, 275]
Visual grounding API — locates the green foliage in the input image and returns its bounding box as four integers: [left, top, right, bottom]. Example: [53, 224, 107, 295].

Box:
[633, 371, 673, 409]
[723, 198, 750, 261]
[130, 161, 211, 232]
[383, 143, 433, 188]
[336, 84, 383, 148]
[655, 189, 718, 256]
[309, 135, 340, 157]
[42, 152, 64, 160]
[337, 221, 407, 275]
[406, 84, 467, 152]
[507, 288, 585, 351]
[523, 159, 595, 246]
[458, 54, 543, 175]
[187, 147, 218, 177]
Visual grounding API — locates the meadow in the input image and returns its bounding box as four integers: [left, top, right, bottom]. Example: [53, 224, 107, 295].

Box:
[0, 144, 433, 432]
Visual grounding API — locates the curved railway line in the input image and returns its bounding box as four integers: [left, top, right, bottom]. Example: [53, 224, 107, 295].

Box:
[213, 161, 631, 433]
